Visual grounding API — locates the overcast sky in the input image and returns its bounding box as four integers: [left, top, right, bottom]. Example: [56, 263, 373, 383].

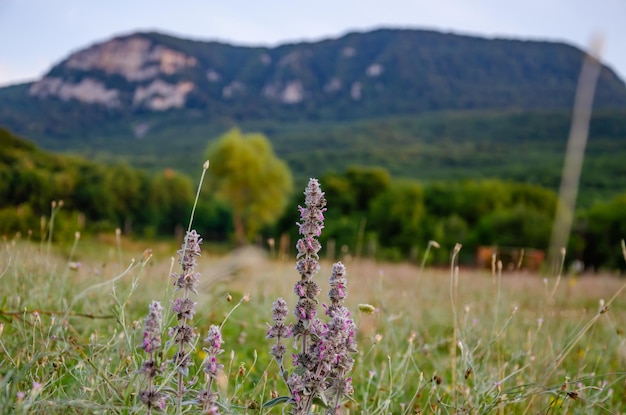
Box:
[1, 0, 625, 87]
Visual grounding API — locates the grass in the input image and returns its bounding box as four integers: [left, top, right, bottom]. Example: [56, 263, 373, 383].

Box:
[0, 229, 625, 414]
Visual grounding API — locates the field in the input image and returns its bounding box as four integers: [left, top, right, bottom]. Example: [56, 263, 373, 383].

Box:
[1, 231, 625, 414]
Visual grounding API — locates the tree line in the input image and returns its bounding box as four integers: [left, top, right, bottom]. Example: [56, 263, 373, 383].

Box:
[1, 127, 624, 272]
[0, 128, 232, 242]
[292, 167, 625, 272]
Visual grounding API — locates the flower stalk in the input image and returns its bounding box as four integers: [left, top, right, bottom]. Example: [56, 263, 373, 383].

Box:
[139, 301, 165, 413]
[169, 230, 202, 412]
[266, 178, 357, 415]
[197, 324, 224, 413]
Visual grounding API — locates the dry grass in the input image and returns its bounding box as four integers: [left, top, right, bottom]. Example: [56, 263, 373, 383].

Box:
[1, 236, 625, 413]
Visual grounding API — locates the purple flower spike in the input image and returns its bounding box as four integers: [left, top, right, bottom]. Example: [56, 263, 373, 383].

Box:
[142, 301, 163, 353]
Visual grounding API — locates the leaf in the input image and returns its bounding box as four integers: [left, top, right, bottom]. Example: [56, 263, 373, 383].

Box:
[262, 395, 291, 408]
[313, 395, 329, 408]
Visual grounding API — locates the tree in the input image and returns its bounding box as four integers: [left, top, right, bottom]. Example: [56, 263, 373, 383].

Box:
[205, 128, 293, 244]
[472, 205, 553, 250]
[104, 163, 147, 231]
[581, 194, 626, 272]
[148, 169, 194, 235]
[344, 166, 391, 212]
[368, 180, 426, 254]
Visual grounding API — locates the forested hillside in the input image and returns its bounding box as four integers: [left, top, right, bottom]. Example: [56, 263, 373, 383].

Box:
[2, 127, 625, 271]
[2, 28, 626, 270]
[1, 28, 625, 165]
[12, 109, 621, 207]
[0, 128, 230, 240]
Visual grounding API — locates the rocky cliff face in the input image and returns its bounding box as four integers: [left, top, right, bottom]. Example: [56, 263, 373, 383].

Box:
[29, 36, 198, 110]
[64, 37, 197, 80]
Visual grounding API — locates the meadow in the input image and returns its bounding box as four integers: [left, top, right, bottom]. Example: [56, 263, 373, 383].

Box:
[1, 221, 625, 414]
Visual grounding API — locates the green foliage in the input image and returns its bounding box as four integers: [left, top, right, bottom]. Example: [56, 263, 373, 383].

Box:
[192, 198, 234, 242]
[369, 180, 426, 254]
[581, 194, 626, 272]
[205, 128, 293, 244]
[1, 123, 625, 270]
[3, 30, 626, 208]
[473, 206, 554, 250]
[0, 205, 38, 236]
[9, 109, 625, 209]
[147, 169, 194, 235]
[344, 166, 392, 211]
[423, 180, 558, 228]
[278, 166, 626, 270]
[319, 166, 392, 256]
[414, 179, 559, 263]
[0, 128, 199, 239]
[428, 214, 470, 263]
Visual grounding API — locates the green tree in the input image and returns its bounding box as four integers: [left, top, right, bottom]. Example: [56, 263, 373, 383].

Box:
[581, 194, 626, 272]
[205, 128, 293, 244]
[428, 214, 470, 263]
[369, 180, 426, 254]
[424, 180, 511, 227]
[147, 169, 194, 235]
[472, 205, 553, 250]
[73, 163, 116, 224]
[320, 172, 357, 215]
[344, 166, 391, 212]
[104, 163, 148, 232]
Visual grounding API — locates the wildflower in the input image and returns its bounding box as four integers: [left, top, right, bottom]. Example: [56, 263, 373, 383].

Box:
[139, 390, 166, 412]
[171, 297, 197, 320]
[286, 373, 306, 411]
[140, 360, 160, 378]
[168, 324, 196, 346]
[199, 325, 225, 413]
[327, 261, 347, 316]
[142, 301, 163, 353]
[293, 178, 326, 311]
[139, 301, 165, 413]
[196, 390, 220, 413]
[170, 350, 193, 376]
[265, 179, 357, 415]
[322, 282, 357, 412]
[203, 325, 225, 360]
[177, 229, 203, 272]
[167, 230, 203, 407]
[171, 230, 203, 293]
[172, 271, 201, 294]
[267, 297, 292, 368]
[271, 297, 289, 323]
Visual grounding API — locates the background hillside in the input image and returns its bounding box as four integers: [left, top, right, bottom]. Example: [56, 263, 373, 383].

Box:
[1, 28, 626, 205]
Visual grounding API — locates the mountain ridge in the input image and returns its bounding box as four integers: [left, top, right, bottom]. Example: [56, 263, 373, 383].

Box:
[2, 28, 626, 206]
[4, 27, 626, 126]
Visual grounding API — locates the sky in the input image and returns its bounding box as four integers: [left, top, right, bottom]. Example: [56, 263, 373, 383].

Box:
[1, 0, 625, 88]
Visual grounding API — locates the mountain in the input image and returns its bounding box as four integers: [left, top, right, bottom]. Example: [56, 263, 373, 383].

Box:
[2, 29, 626, 132]
[1, 28, 626, 205]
